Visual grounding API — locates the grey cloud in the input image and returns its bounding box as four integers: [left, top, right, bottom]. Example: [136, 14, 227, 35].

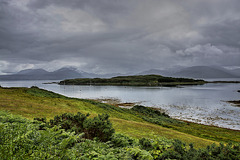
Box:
[27, 0, 132, 26]
[176, 44, 240, 66]
[199, 19, 240, 48]
[0, 0, 240, 74]
[27, 0, 131, 14]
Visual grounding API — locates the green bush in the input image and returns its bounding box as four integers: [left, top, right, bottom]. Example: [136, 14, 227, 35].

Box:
[130, 105, 184, 128]
[49, 112, 89, 134]
[83, 114, 115, 142]
[139, 137, 153, 150]
[126, 147, 153, 160]
[131, 105, 169, 118]
[36, 112, 115, 142]
[111, 133, 136, 147]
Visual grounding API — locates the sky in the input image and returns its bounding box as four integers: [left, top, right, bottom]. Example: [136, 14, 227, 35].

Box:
[0, 0, 240, 74]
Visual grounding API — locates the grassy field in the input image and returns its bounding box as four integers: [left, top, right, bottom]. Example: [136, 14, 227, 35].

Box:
[0, 86, 239, 148]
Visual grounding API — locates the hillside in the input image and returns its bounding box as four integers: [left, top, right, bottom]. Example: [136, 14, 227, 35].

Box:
[0, 68, 83, 80]
[173, 66, 238, 78]
[138, 69, 172, 77]
[0, 67, 126, 80]
[230, 68, 240, 77]
[59, 75, 205, 86]
[0, 86, 239, 144]
[1, 111, 239, 159]
[138, 66, 240, 79]
[16, 69, 49, 75]
[0, 86, 239, 159]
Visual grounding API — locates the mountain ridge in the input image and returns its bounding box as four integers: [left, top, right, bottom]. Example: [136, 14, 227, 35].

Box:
[0, 68, 83, 80]
[1, 66, 239, 81]
[0, 67, 125, 80]
[138, 66, 240, 78]
[173, 66, 239, 78]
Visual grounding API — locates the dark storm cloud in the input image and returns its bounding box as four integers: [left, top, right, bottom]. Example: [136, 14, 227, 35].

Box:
[199, 19, 240, 48]
[0, 0, 240, 74]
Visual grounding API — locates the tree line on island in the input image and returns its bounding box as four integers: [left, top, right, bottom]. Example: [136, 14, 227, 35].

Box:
[59, 75, 205, 86]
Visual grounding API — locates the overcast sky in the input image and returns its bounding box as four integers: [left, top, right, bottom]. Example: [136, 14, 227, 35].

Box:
[0, 0, 240, 74]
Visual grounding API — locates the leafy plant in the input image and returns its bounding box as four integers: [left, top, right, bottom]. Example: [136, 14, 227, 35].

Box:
[111, 133, 136, 147]
[36, 112, 115, 142]
[1, 111, 240, 160]
[83, 114, 115, 142]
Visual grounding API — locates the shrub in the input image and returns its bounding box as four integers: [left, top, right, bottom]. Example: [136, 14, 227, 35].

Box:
[131, 105, 169, 118]
[139, 138, 153, 150]
[49, 112, 89, 134]
[83, 114, 115, 142]
[126, 147, 153, 160]
[111, 133, 136, 147]
[35, 112, 115, 142]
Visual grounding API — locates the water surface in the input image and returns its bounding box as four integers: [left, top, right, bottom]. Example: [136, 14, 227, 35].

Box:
[0, 80, 239, 130]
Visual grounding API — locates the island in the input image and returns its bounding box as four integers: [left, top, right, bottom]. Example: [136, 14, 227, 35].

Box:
[59, 74, 205, 86]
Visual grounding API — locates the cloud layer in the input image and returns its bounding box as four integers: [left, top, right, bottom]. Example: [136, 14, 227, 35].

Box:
[0, 0, 240, 74]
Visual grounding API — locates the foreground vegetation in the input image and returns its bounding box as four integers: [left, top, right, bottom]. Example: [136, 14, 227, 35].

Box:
[1, 111, 240, 159]
[59, 75, 205, 86]
[0, 86, 240, 159]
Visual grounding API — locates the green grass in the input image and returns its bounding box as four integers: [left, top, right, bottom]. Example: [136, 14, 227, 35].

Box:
[0, 86, 239, 148]
[130, 105, 240, 143]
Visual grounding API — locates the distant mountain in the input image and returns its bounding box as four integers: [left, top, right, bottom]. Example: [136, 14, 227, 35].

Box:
[229, 68, 240, 77]
[80, 71, 125, 78]
[79, 71, 99, 78]
[3, 66, 238, 81]
[99, 73, 125, 78]
[0, 68, 84, 80]
[51, 68, 83, 79]
[138, 69, 171, 76]
[173, 66, 239, 78]
[0, 67, 125, 81]
[137, 66, 240, 79]
[16, 69, 49, 75]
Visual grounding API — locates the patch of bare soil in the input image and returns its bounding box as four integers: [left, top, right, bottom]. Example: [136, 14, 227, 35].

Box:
[90, 98, 138, 108]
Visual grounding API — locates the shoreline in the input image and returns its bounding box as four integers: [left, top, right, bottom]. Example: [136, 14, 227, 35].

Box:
[227, 100, 240, 107]
[89, 98, 240, 131]
[174, 119, 240, 132]
[207, 81, 240, 83]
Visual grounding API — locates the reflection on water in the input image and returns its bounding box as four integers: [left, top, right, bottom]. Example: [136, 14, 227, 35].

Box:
[0, 80, 240, 130]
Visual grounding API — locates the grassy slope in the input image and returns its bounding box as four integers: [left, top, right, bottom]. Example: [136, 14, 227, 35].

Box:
[0, 87, 239, 148]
